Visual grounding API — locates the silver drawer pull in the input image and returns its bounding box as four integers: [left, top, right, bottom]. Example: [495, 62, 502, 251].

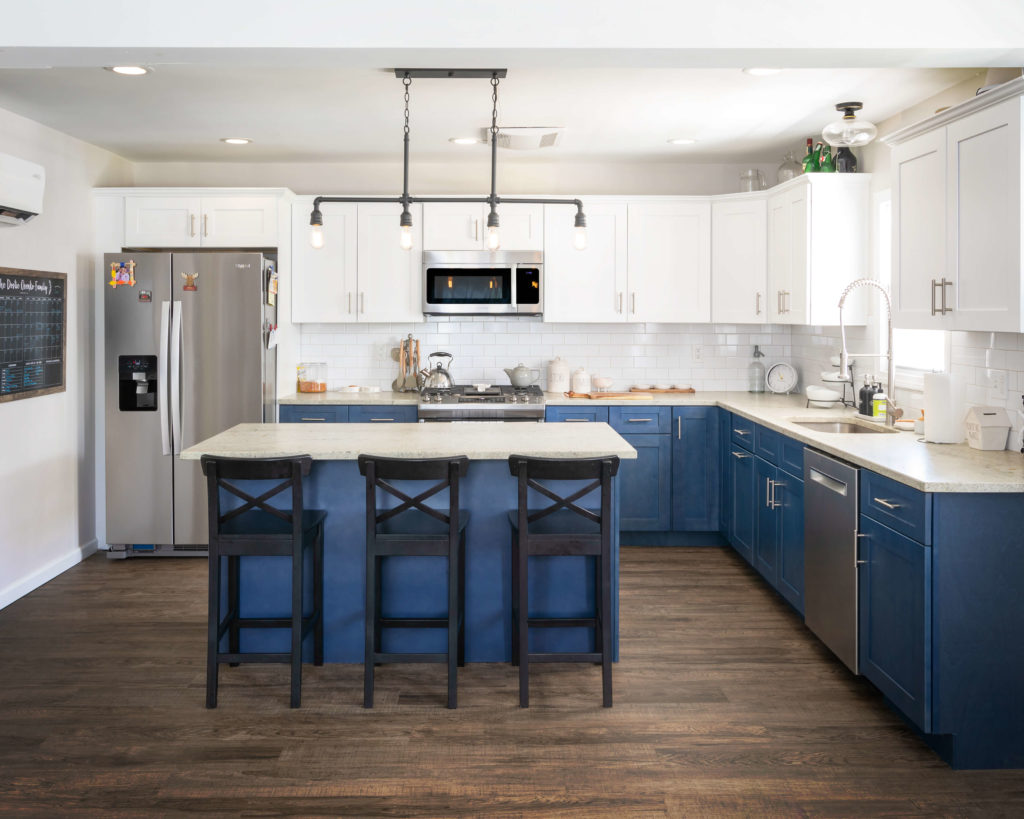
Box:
[564, 418, 592, 422]
[626, 417, 654, 423]
[873, 498, 901, 510]
[300, 417, 328, 422]
[369, 418, 395, 422]
[732, 451, 751, 459]
[734, 429, 751, 436]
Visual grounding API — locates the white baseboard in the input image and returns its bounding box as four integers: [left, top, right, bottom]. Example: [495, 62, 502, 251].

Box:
[0, 539, 98, 611]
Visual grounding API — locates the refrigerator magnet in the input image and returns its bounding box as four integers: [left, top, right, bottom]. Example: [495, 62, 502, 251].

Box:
[181, 272, 199, 292]
[138, 290, 152, 303]
[108, 260, 136, 288]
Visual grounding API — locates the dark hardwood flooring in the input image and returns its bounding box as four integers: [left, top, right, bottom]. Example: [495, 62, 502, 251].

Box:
[1, 547, 1022, 817]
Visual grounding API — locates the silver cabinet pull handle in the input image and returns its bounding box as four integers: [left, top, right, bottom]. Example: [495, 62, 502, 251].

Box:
[369, 418, 396, 422]
[770, 479, 782, 509]
[732, 451, 751, 459]
[627, 417, 653, 422]
[617, 292, 623, 313]
[777, 290, 783, 315]
[677, 416, 682, 439]
[348, 292, 352, 314]
[940, 278, 953, 314]
[190, 214, 196, 238]
[474, 218, 479, 242]
[631, 292, 637, 314]
[203, 214, 209, 237]
[930, 278, 940, 316]
[734, 428, 751, 436]
[766, 477, 773, 508]
[360, 292, 365, 314]
[300, 417, 328, 421]
[782, 290, 791, 313]
[564, 418, 592, 422]
[756, 291, 762, 316]
[873, 498, 901, 510]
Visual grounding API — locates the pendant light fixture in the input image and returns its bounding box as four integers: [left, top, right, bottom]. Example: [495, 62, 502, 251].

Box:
[821, 102, 878, 148]
[309, 69, 586, 252]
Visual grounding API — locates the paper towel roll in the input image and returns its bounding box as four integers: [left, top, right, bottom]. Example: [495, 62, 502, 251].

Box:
[924, 372, 966, 443]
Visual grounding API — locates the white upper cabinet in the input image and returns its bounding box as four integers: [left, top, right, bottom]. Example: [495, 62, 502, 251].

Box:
[291, 199, 357, 324]
[422, 201, 543, 250]
[888, 82, 1024, 332]
[290, 196, 423, 324]
[767, 174, 870, 326]
[627, 200, 711, 323]
[124, 194, 279, 248]
[711, 196, 767, 324]
[357, 202, 423, 323]
[543, 200, 627, 323]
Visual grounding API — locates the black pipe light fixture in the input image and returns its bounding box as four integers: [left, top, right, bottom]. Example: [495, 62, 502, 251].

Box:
[308, 69, 587, 251]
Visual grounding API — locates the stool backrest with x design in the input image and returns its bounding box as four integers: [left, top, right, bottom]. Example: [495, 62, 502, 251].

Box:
[201, 455, 313, 556]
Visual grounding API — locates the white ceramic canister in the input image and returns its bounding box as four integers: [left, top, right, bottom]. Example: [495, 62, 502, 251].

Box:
[571, 366, 591, 394]
[547, 356, 570, 394]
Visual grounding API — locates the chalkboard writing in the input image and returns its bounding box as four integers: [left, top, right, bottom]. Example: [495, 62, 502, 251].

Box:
[0, 267, 67, 403]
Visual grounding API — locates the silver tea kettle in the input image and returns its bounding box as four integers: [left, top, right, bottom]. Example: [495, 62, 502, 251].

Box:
[421, 352, 455, 390]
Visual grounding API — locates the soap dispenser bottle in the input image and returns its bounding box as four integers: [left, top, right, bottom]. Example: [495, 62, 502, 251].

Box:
[748, 345, 766, 393]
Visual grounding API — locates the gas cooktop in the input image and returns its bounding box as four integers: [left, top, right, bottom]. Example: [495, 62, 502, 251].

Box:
[418, 384, 545, 421]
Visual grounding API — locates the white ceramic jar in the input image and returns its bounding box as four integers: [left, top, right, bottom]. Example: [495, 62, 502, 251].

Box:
[571, 366, 591, 394]
[547, 356, 570, 394]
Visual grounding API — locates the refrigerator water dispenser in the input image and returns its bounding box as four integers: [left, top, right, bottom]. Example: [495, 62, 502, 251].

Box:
[118, 355, 157, 411]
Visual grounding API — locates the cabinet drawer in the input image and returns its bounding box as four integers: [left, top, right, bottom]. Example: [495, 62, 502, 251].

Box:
[279, 405, 347, 423]
[754, 425, 780, 463]
[348, 405, 417, 423]
[780, 436, 804, 478]
[860, 470, 932, 545]
[731, 415, 755, 449]
[545, 406, 609, 424]
[609, 406, 670, 434]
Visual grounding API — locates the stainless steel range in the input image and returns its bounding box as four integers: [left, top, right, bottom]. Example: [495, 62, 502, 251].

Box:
[418, 384, 546, 422]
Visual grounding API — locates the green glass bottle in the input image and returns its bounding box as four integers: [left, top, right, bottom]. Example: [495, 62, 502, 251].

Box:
[801, 137, 819, 173]
[820, 143, 836, 172]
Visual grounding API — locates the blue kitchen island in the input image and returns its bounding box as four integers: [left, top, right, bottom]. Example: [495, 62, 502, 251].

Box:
[181, 422, 636, 662]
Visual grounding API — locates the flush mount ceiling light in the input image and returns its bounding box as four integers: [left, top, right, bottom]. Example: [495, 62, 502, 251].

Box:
[309, 69, 587, 253]
[220, 137, 253, 145]
[822, 102, 878, 147]
[667, 137, 698, 146]
[449, 136, 481, 145]
[743, 68, 782, 77]
[105, 65, 150, 76]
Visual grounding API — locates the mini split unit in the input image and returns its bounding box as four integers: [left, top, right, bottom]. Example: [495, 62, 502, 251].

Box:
[0, 152, 45, 225]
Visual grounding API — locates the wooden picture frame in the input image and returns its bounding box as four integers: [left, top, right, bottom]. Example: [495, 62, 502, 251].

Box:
[0, 266, 67, 403]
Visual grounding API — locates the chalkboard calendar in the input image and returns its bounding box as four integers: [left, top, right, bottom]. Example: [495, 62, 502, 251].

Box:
[0, 267, 67, 403]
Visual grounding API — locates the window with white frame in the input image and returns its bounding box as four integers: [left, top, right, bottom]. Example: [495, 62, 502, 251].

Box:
[875, 192, 948, 381]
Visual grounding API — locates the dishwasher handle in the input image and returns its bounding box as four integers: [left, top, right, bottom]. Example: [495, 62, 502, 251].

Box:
[809, 467, 849, 496]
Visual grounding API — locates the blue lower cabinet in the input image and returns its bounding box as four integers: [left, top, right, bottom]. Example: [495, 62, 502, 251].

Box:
[348, 404, 417, 423]
[545, 406, 609, 424]
[619, 433, 672, 530]
[729, 447, 756, 563]
[670, 407, 720, 531]
[775, 469, 805, 613]
[754, 458, 779, 585]
[858, 514, 932, 732]
[279, 405, 347, 423]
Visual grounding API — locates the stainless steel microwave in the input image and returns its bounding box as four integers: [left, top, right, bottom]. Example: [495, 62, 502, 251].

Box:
[422, 250, 543, 316]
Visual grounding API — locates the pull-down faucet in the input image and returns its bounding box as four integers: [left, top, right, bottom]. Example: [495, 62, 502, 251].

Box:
[837, 278, 903, 427]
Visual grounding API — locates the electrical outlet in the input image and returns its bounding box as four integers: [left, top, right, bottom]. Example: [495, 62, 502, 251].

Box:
[692, 345, 702, 362]
[988, 369, 1007, 400]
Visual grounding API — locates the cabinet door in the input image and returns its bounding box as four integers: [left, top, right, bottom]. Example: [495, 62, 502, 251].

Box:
[200, 196, 278, 247]
[729, 447, 755, 564]
[711, 198, 767, 323]
[766, 186, 808, 324]
[775, 471, 805, 614]
[422, 202, 485, 250]
[619, 434, 671, 531]
[124, 196, 201, 247]
[544, 201, 628, 323]
[497, 203, 544, 250]
[627, 200, 711, 323]
[357, 202, 424, 323]
[858, 515, 932, 731]
[754, 458, 779, 585]
[892, 130, 948, 329]
[671, 407, 720, 531]
[947, 97, 1022, 332]
[291, 198, 358, 323]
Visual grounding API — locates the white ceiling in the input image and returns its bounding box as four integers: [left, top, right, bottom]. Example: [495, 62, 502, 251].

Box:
[0, 64, 983, 163]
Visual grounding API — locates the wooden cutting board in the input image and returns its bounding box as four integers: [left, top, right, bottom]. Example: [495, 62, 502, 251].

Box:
[564, 391, 654, 400]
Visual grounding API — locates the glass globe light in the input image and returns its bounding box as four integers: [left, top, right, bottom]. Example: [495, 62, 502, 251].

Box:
[822, 102, 878, 148]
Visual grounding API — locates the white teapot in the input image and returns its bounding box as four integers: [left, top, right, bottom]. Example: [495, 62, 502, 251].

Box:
[571, 366, 591, 394]
[504, 362, 540, 388]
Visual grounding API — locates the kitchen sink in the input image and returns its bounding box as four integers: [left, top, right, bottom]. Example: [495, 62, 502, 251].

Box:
[790, 419, 898, 434]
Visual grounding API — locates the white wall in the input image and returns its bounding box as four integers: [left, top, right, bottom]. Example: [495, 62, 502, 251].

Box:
[0, 106, 133, 609]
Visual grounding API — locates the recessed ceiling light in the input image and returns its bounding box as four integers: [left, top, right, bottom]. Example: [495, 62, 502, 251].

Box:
[105, 66, 150, 76]
[220, 137, 253, 145]
[449, 137, 481, 145]
[667, 138, 698, 146]
[743, 68, 782, 77]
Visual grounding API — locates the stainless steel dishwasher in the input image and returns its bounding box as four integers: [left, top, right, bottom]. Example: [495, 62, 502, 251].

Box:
[804, 449, 860, 673]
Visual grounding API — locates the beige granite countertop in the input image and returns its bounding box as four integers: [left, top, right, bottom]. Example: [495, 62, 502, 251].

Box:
[182, 422, 637, 462]
[280, 391, 420, 405]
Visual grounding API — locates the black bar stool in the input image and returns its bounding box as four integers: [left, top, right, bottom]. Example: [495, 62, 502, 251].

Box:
[507, 454, 620, 708]
[358, 455, 469, 709]
[201, 455, 326, 709]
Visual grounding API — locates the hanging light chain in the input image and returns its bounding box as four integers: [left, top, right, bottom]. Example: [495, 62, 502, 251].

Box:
[490, 73, 499, 140]
[403, 73, 411, 136]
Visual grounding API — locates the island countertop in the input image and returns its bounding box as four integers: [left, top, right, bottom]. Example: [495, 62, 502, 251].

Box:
[180, 421, 638, 462]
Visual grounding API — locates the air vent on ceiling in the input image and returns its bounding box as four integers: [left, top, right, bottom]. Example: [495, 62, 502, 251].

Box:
[482, 126, 565, 150]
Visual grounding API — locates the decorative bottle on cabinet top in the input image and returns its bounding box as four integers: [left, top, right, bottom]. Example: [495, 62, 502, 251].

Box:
[802, 138, 819, 173]
[748, 345, 766, 393]
[777, 151, 803, 184]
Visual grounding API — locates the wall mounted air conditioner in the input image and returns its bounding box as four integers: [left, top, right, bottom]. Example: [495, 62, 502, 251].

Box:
[0, 152, 45, 225]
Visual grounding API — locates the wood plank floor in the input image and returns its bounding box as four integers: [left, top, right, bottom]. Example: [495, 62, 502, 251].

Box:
[1, 547, 1022, 817]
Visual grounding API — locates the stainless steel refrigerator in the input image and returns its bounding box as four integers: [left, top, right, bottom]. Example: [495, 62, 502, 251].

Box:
[104, 252, 277, 557]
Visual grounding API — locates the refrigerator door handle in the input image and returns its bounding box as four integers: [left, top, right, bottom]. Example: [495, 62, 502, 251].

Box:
[158, 301, 171, 455]
[170, 301, 183, 454]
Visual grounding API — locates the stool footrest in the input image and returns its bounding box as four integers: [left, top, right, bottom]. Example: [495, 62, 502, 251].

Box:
[217, 652, 292, 664]
[527, 617, 597, 629]
[372, 652, 448, 664]
[527, 652, 604, 663]
[379, 617, 449, 629]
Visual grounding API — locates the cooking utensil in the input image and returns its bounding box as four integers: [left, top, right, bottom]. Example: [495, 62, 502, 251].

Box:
[392, 343, 404, 392]
[402, 335, 419, 391]
[414, 340, 421, 390]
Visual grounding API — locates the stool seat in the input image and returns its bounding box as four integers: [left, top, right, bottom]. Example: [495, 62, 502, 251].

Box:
[221, 509, 328, 539]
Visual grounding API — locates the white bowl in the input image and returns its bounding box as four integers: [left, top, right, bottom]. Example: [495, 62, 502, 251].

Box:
[806, 385, 841, 403]
[338, 385, 359, 393]
[359, 385, 381, 393]
[592, 376, 613, 390]
[654, 383, 671, 391]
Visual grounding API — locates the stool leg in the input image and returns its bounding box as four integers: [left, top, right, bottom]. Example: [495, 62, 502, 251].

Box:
[592, 554, 603, 665]
[510, 526, 519, 667]
[228, 555, 240, 667]
[363, 550, 376, 708]
[601, 544, 613, 708]
[206, 552, 221, 709]
[447, 541, 459, 709]
[290, 546, 303, 708]
[314, 523, 324, 667]
[457, 529, 466, 668]
[518, 538, 529, 708]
